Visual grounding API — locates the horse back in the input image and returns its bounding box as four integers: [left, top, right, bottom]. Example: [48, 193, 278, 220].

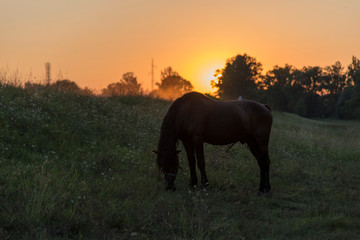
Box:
[167, 92, 272, 145]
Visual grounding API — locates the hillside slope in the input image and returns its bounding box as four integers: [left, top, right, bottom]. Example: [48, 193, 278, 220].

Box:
[0, 86, 359, 239]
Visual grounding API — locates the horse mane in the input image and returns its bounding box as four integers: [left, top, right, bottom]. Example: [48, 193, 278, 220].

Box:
[157, 99, 180, 169]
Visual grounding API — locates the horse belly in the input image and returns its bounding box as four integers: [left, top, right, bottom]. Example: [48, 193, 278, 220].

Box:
[204, 138, 239, 145]
[190, 104, 250, 145]
[203, 128, 245, 145]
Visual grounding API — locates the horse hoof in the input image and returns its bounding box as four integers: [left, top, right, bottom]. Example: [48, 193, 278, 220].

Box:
[165, 186, 176, 191]
[256, 190, 263, 196]
[264, 191, 272, 198]
[256, 190, 271, 198]
[201, 182, 209, 188]
[189, 184, 197, 190]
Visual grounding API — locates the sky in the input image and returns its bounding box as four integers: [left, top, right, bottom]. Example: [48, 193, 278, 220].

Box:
[1, 0, 360, 93]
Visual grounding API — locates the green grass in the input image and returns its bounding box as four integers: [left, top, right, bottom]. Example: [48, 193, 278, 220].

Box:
[0, 85, 359, 239]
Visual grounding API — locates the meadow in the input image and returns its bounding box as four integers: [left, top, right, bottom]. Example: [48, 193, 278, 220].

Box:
[0, 85, 359, 239]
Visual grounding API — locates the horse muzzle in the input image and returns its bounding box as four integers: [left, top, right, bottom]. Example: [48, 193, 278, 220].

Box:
[164, 172, 176, 191]
[165, 182, 176, 191]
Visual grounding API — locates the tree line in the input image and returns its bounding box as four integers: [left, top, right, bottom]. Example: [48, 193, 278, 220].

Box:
[100, 53, 359, 119]
[211, 54, 360, 119]
[16, 66, 193, 100]
[102, 66, 193, 100]
[5, 53, 359, 119]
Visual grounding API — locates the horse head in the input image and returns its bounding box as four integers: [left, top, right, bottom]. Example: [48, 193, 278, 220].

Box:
[153, 150, 181, 191]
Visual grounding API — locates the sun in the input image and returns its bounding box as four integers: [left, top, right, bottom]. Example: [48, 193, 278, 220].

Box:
[196, 61, 224, 93]
[182, 52, 227, 93]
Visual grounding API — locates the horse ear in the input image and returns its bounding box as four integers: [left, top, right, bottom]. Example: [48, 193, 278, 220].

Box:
[153, 150, 159, 155]
[176, 150, 181, 154]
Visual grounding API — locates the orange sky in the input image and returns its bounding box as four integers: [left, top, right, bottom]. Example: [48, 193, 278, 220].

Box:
[1, 0, 360, 93]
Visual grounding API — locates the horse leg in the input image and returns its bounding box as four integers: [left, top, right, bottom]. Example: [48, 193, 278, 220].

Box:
[182, 140, 198, 188]
[249, 139, 271, 193]
[194, 139, 209, 187]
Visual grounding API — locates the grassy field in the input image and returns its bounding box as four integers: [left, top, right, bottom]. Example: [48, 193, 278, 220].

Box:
[0, 85, 359, 239]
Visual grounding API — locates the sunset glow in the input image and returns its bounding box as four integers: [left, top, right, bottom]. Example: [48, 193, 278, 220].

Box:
[1, 1, 360, 93]
[180, 53, 229, 93]
[197, 61, 225, 92]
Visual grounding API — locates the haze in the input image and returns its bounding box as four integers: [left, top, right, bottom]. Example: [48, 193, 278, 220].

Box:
[1, 0, 360, 93]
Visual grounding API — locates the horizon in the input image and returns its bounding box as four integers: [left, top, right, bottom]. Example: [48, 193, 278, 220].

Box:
[1, 0, 360, 93]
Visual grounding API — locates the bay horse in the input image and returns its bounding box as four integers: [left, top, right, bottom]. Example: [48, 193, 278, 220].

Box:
[154, 92, 272, 194]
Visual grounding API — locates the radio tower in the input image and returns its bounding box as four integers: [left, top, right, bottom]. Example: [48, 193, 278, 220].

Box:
[151, 58, 155, 92]
[45, 62, 51, 85]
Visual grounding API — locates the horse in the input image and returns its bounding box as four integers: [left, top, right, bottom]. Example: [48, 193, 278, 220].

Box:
[153, 92, 273, 194]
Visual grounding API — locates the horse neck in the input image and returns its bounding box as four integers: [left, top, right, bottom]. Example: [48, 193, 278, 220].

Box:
[158, 114, 177, 155]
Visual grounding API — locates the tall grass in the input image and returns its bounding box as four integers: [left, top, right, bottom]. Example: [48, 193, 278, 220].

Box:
[0, 85, 359, 239]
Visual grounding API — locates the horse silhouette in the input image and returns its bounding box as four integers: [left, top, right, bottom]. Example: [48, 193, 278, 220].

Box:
[154, 92, 272, 194]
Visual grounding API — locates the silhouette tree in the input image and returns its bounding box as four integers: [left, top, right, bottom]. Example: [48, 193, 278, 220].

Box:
[263, 64, 297, 112]
[321, 61, 347, 116]
[299, 66, 323, 94]
[51, 79, 81, 93]
[208, 53, 360, 119]
[340, 56, 360, 118]
[102, 72, 142, 96]
[292, 66, 325, 117]
[81, 87, 94, 96]
[154, 67, 193, 99]
[211, 54, 262, 100]
[322, 61, 347, 96]
[347, 56, 360, 88]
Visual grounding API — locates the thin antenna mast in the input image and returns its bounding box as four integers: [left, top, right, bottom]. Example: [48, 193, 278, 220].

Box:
[151, 58, 155, 92]
[45, 62, 51, 85]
